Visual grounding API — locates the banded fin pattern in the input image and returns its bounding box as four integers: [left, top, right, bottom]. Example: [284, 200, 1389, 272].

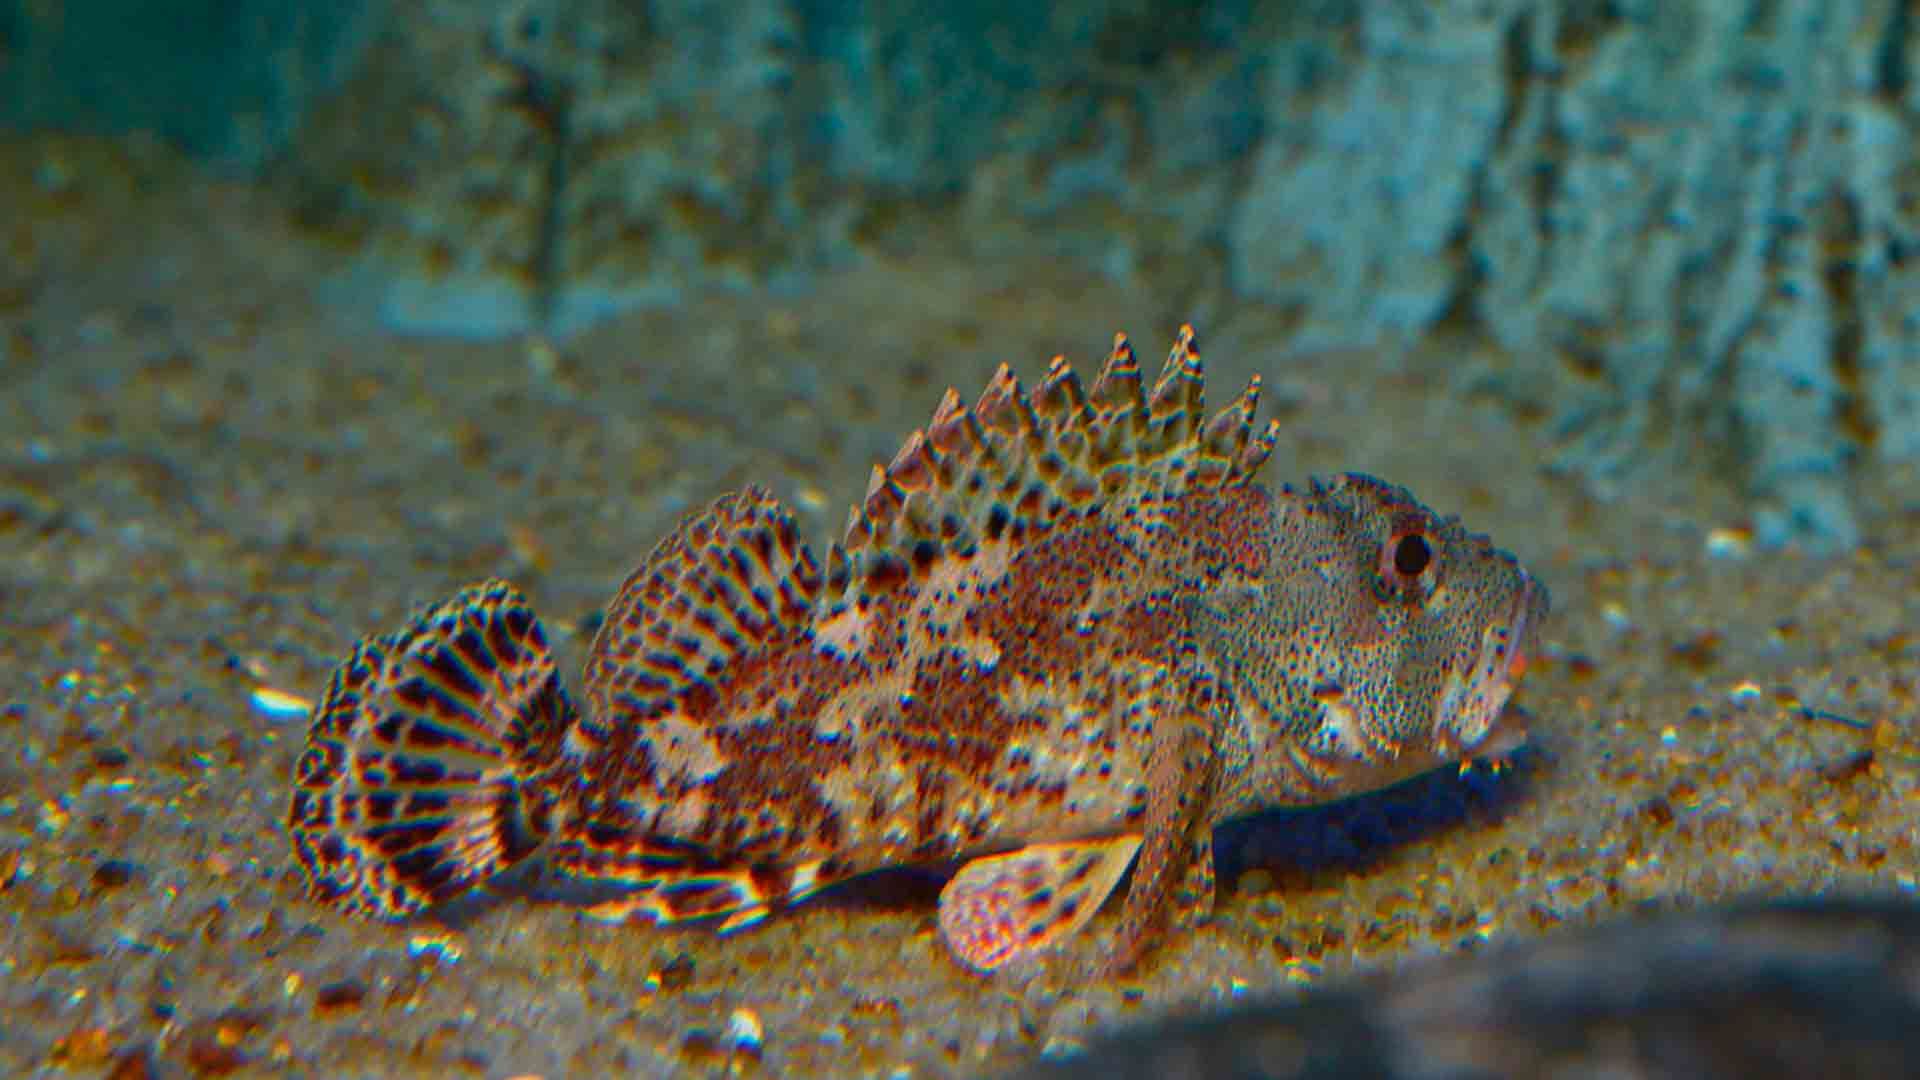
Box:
[581, 485, 824, 741]
[575, 846, 838, 934]
[287, 580, 576, 919]
[824, 326, 1280, 611]
[557, 487, 839, 923]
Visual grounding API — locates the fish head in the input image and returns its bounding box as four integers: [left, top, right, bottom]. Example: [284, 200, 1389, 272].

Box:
[1201, 472, 1548, 796]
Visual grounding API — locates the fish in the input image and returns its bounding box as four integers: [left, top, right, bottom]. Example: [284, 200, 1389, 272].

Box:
[286, 325, 1548, 976]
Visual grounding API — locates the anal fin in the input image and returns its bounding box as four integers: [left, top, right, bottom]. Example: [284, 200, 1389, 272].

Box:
[569, 836, 837, 935]
[583, 883, 772, 932]
[936, 836, 1143, 975]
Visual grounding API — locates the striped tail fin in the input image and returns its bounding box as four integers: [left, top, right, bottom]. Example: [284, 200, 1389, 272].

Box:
[287, 579, 578, 919]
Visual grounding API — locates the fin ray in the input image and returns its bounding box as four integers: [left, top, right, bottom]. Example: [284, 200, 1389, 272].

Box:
[566, 831, 838, 932]
[581, 486, 823, 741]
[937, 836, 1144, 974]
[827, 325, 1275, 611]
[287, 579, 576, 919]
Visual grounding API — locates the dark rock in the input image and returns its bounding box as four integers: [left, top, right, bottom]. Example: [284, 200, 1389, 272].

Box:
[1012, 897, 1920, 1079]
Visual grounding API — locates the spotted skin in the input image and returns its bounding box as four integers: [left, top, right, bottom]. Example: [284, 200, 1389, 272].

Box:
[287, 326, 1548, 976]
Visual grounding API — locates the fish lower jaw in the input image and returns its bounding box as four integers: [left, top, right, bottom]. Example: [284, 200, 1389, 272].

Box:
[1433, 660, 1522, 761]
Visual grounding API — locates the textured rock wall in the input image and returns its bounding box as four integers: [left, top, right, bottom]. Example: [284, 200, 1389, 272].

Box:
[10, 0, 1915, 546]
[0, 0, 382, 170]
[283, 0, 802, 335]
[1230, 0, 1522, 345]
[1502, 0, 1918, 550]
[283, 0, 1261, 335]
[1232, 0, 1920, 549]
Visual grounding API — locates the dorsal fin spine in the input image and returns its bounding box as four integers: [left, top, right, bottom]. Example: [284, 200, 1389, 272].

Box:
[928, 392, 988, 458]
[974, 365, 1023, 435]
[822, 541, 853, 601]
[1148, 325, 1207, 454]
[1090, 334, 1143, 412]
[818, 326, 1277, 612]
[1204, 373, 1260, 459]
[1034, 355, 1093, 432]
[1239, 418, 1281, 477]
[861, 466, 908, 535]
[842, 502, 872, 553]
[886, 430, 937, 493]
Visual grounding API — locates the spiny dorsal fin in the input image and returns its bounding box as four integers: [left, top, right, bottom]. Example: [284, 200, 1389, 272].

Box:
[582, 486, 823, 733]
[823, 325, 1280, 608]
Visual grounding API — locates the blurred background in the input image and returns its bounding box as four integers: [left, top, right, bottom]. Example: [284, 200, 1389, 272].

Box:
[6, 0, 1916, 547]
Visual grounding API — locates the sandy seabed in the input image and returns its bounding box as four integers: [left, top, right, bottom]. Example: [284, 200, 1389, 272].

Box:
[3, 136, 1917, 1078]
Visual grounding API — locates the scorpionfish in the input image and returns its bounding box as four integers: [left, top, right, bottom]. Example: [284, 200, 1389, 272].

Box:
[288, 326, 1548, 975]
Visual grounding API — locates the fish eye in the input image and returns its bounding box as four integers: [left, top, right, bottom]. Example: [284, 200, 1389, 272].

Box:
[1393, 533, 1432, 577]
[1380, 529, 1434, 592]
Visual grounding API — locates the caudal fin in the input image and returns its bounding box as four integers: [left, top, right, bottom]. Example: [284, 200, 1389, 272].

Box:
[287, 579, 578, 919]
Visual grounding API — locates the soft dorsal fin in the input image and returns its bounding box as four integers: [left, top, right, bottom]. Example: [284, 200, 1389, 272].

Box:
[822, 325, 1279, 608]
[582, 486, 824, 733]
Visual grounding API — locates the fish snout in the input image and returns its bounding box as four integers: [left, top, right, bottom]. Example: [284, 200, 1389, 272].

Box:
[1433, 569, 1548, 760]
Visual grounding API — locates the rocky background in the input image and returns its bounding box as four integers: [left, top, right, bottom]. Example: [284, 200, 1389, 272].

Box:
[5, 0, 1917, 548]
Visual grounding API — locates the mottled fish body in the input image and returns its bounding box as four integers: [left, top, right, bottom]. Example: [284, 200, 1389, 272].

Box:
[289, 327, 1546, 974]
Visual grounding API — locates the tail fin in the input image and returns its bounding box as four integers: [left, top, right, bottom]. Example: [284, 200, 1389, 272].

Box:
[287, 579, 578, 919]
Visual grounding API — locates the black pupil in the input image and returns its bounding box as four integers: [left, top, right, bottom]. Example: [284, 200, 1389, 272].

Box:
[1393, 534, 1432, 577]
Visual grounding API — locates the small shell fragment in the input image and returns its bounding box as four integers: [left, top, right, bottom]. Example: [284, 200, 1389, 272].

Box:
[726, 1007, 765, 1054]
[250, 687, 312, 718]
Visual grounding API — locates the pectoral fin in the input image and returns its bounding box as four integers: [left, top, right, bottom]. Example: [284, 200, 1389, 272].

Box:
[1101, 631, 1230, 976]
[1169, 833, 1216, 934]
[936, 836, 1144, 974]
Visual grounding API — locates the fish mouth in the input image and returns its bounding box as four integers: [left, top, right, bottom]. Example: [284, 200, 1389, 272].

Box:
[1436, 572, 1548, 760]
